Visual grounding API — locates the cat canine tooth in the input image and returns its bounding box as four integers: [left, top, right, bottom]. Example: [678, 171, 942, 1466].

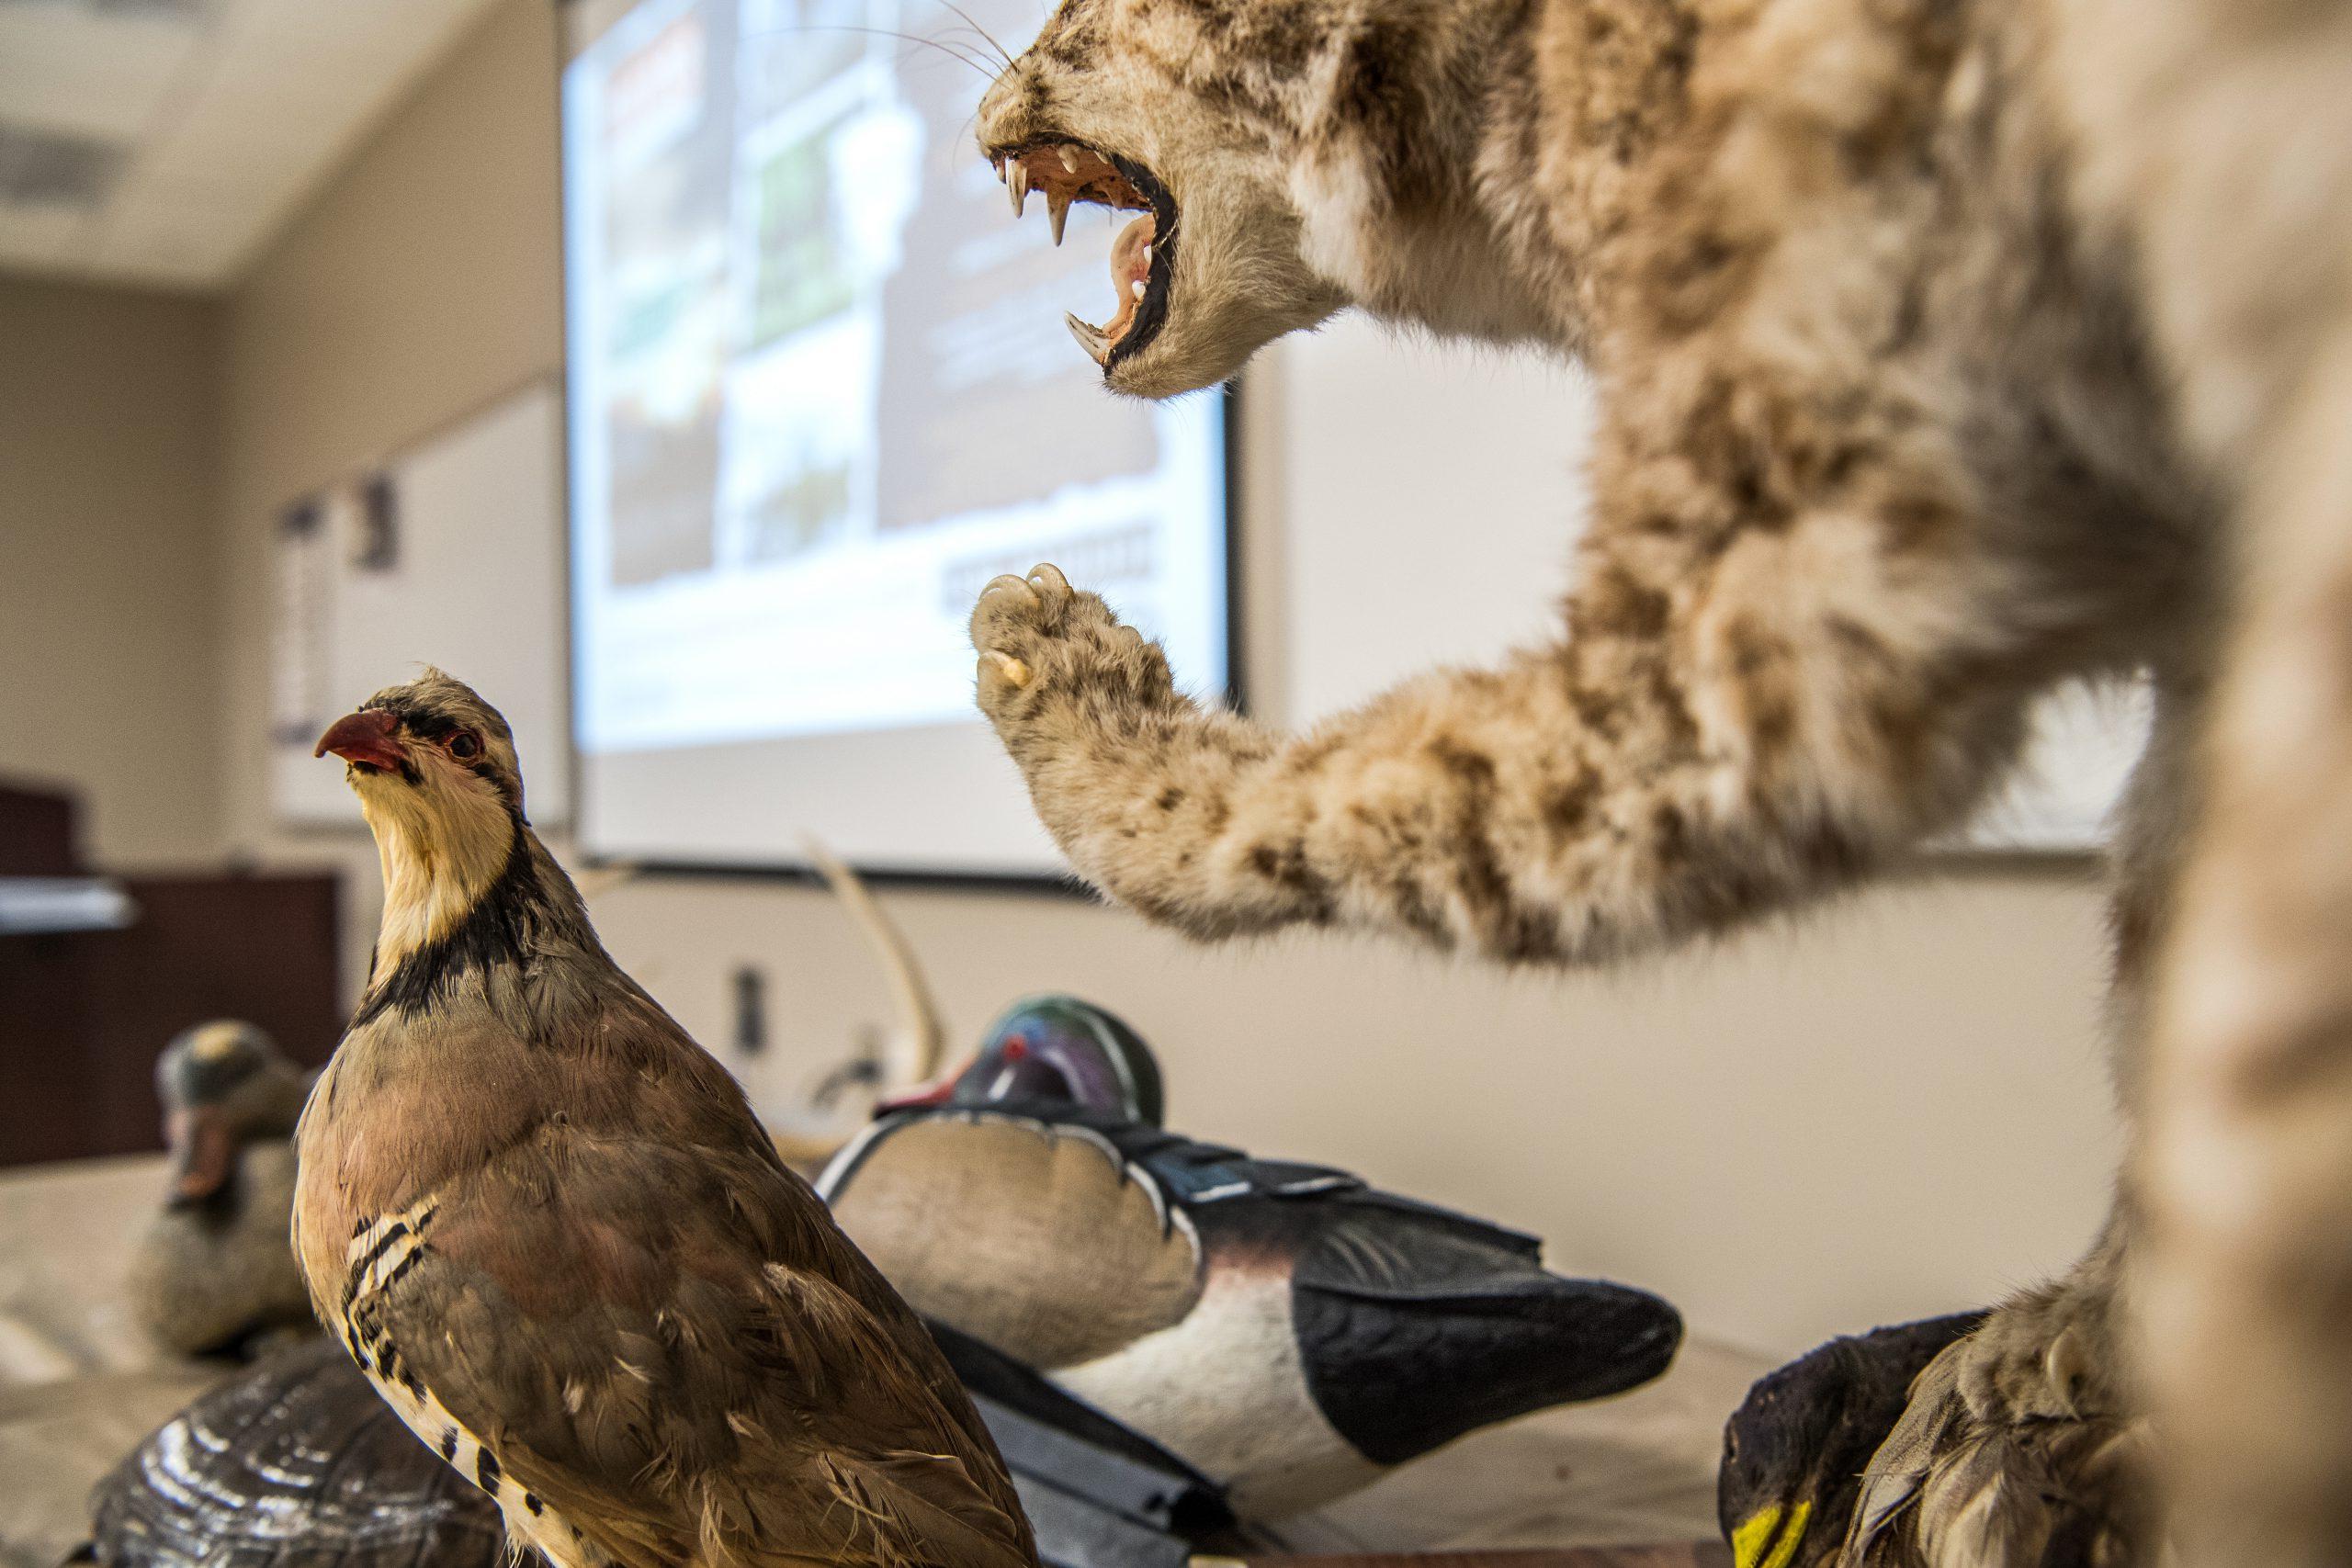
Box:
[996, 156, 1008, 184]
[1048, 191, 1071, 245]
[1058, 145, 1081, 174]
[1010, 162, 1030, 216]
[1064, 311, 1112, 367]
[1132, 278, 1146, 299]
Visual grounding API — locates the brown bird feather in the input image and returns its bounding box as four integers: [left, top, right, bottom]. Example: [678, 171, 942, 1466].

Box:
[293, 671, 1037, 1568]
[1840, 1336, 2152, 1568]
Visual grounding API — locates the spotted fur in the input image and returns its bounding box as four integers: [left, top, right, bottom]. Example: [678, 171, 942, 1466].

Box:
[962, 0, 2351, 1560]
[2057, 3, 2352, 1566]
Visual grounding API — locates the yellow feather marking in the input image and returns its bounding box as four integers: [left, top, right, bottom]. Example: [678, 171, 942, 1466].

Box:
[1732, 1500, 1810, 1568]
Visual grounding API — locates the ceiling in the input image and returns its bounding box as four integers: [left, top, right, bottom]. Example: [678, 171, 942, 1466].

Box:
[0, 0, 502, 290]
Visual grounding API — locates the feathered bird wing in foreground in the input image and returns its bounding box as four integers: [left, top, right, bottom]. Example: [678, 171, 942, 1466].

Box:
[304, 999, 1037, 1568]
[1839, 1336, 2152, 1568]
[1718, 1312, 1987, 1568]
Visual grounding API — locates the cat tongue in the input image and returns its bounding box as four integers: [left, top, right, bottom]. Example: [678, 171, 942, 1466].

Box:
[1104, 212, 1156, 341]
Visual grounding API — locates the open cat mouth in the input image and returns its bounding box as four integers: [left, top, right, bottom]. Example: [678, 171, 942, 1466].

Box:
[986, 140, 1177, 373]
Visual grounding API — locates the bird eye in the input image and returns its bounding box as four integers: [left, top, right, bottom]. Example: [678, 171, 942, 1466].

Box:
[449, 731, 482, 761]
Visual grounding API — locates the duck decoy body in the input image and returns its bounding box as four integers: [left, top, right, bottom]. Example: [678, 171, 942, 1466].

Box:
[823, 999, 1684, 1519]
[297, 671, 1037, 1568]
[82, 1336, 503, 1568]
[1719, 1313, 1985, 1568]
[127, 1021, 316, 1358]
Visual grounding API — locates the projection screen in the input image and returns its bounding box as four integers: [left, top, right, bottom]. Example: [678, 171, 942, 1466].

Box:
[562, 0, 1232, 877]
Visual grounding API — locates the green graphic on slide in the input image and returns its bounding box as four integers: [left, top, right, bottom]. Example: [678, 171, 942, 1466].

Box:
[751, 130, 856, 347]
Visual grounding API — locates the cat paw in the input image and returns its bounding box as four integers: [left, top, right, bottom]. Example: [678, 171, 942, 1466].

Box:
[969, 563, 1171, 737]
[1955, 1281, 2119, 1425]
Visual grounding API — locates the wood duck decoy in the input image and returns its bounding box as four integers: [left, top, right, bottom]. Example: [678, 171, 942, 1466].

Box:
[1718, 1313, 1985, 1568]
[821, 999, 1684, 1519]
[126, 1021, 317, 1358]
[299, 670, 1037, 1568]
[80, 1337, 503, 1568]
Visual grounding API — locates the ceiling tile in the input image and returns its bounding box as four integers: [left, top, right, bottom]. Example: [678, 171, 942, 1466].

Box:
[0, 4, 202, 141]
[222, 0, 497, 96]
[136, 62, 344, 190]
[7, 0, 503, 288]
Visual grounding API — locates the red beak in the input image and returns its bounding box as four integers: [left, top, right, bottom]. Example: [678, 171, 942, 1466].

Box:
[315, 708, 406, 773]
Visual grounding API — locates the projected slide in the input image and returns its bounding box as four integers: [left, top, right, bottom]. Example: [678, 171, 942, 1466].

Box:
[563, 0, 1227, 775]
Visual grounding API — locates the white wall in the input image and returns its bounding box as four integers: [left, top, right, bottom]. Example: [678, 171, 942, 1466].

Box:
[0, 277, 223, 869]
[1270, 324, 1598, 728]
[207, 0, 2125, 1356]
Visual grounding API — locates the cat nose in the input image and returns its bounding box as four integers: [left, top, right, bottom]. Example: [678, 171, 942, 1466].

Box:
[975, 58, 1039, 138]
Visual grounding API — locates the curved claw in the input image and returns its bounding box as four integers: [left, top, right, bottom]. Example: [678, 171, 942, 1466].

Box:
[978, 572, 1039, 612]
[985, 651, 1034, 688]
[1025, 562, 1071, 599]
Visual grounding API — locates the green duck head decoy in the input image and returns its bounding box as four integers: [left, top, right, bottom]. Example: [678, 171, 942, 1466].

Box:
[950, 996, 1165, 1123]
[1719, 1311, 1986, 1568]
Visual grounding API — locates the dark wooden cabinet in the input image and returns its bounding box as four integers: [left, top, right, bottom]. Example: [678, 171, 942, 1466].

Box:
[0, 785, 344, 1168]
[0, 784, 81, 877]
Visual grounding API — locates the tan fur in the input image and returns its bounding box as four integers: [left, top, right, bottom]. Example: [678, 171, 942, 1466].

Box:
[2051, 2, 2352, 1564]
[961, 0, 2351, 1559]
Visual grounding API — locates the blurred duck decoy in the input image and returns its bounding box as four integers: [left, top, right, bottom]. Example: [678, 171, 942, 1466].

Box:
[126, 1021, 316, 1358]
[820, 998, 1684, 1519]
[80, 1337, 502, 1568]
[1719, 1312, 1984, 1568]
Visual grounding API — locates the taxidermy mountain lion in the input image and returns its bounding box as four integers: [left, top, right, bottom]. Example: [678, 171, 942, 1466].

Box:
[961, 0, 2352, 1562]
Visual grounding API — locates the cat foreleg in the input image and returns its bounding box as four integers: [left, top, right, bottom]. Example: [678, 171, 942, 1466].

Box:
[971, 513, 2049, 964]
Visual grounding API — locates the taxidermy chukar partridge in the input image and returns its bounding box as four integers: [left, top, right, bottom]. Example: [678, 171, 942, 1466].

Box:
[298, 669, 1038, 1568]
